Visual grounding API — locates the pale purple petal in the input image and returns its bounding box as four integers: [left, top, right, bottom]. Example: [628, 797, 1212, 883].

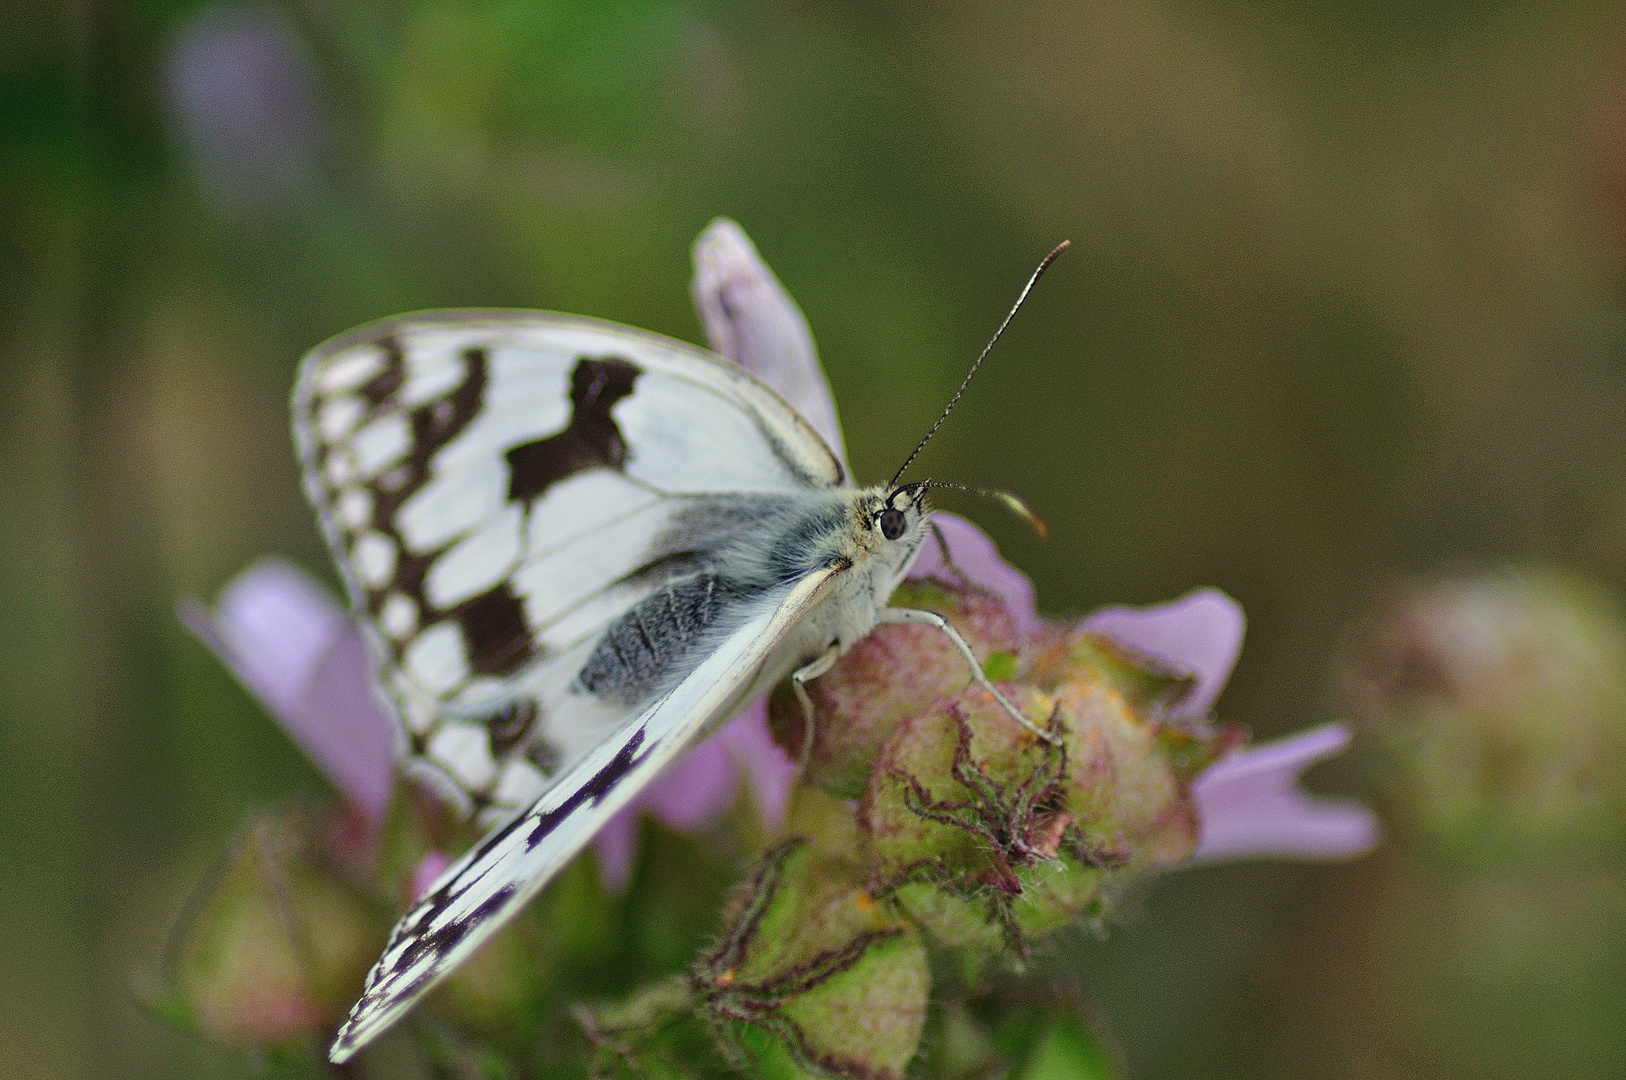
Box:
[1080, 588, 1245, 719]
[907, 512, 1042, 634]
[291, 626, 399, 822]
[716, 699, 798, 830]
[191, 559, 346, 714]
[593, 810, 641, 892]
[181, 559, 396, 822]
[408, 851, 453, 903]
[163, 2, 323, 207]
[691, 218, 847, 465]
[1190, 722, 1381, 863]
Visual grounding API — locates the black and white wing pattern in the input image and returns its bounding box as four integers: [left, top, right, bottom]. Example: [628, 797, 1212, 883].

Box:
[326, 565, 844, 1062]
[293, 311, 844, 821]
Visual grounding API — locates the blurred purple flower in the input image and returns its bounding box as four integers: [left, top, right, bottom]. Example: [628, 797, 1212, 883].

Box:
[163, 2, 324, 207]
[1190, 723, 1381, 862]
[180, 560, 396, 824]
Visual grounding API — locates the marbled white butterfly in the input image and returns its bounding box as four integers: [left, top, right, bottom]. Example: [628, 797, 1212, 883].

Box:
[300, 239, 1066, 1062]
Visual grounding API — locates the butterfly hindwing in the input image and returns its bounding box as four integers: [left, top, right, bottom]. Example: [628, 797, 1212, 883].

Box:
[326, 563, 846, 1063]
[293, 311, 844, 814]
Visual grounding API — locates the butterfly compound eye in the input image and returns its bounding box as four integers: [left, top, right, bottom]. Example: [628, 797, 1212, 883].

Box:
[878, 507, 907, 541]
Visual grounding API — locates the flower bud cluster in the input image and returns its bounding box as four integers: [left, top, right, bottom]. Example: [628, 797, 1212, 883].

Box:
[148, 811, 383, 1054]
[775, 579, 1233, 956]
[1345, 565, 1626, 860]
[155, 575, 1229, 1078]
[647, 577, 1238, 1077]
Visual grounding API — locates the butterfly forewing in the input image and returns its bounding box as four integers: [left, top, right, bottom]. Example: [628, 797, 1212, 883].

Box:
[293, 311, 843, 815]
[325, 564, 844, 1062]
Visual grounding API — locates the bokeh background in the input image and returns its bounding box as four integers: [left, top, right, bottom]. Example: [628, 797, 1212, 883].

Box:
[4, 2, 1626, 1077]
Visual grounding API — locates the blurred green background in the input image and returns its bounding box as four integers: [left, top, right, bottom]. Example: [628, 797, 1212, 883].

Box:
[4, 1, 1626, 1077]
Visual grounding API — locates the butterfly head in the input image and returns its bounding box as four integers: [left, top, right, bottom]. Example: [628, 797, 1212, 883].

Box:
[845, 481, 931, 584]
[871, 240, 1064, 550]
[879, 480, 930, 540]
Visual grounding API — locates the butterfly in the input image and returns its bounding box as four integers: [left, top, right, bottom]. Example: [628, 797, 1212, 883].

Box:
[297, 242, 1067, 1063]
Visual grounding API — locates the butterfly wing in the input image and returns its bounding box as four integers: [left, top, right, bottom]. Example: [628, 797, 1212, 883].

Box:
[327, 563, 846, 1063]
[293, 311, 844, 816]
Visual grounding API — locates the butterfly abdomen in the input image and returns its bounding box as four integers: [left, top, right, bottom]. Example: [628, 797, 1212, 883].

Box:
[574, 572, 750, 704]
[573, 494, 856, 704]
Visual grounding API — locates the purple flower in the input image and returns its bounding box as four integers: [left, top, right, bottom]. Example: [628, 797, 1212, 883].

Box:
[163, 2, 325, 208]
[180, 560, 396, 824]
[692, 219, 847, 466]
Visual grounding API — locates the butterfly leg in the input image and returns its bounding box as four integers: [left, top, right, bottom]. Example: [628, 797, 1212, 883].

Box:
[792, 643, 842, 770]
[877, 608, 1059, 745]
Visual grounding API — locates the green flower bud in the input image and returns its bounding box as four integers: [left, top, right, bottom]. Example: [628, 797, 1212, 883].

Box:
[770, 581, 1020, 797]
[860, 623, 1227, 956]
[158, 812, 384, 1051]
[1346, 565, 1626, 859]
[696, 841, 930, 1080]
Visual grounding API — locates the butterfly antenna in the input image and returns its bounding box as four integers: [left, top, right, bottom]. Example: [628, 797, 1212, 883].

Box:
[922, 480, 1048, 539]
[889, 239, 1070, 489]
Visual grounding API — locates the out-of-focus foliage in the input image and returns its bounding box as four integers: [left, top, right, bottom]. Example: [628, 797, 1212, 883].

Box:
[5, 2, 1626, 1078]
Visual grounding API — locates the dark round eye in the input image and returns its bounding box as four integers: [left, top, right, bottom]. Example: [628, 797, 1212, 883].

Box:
[878, 507, 907, 540]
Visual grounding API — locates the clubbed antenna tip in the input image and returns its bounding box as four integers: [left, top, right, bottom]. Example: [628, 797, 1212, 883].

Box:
[923, 481, 1048, 540]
